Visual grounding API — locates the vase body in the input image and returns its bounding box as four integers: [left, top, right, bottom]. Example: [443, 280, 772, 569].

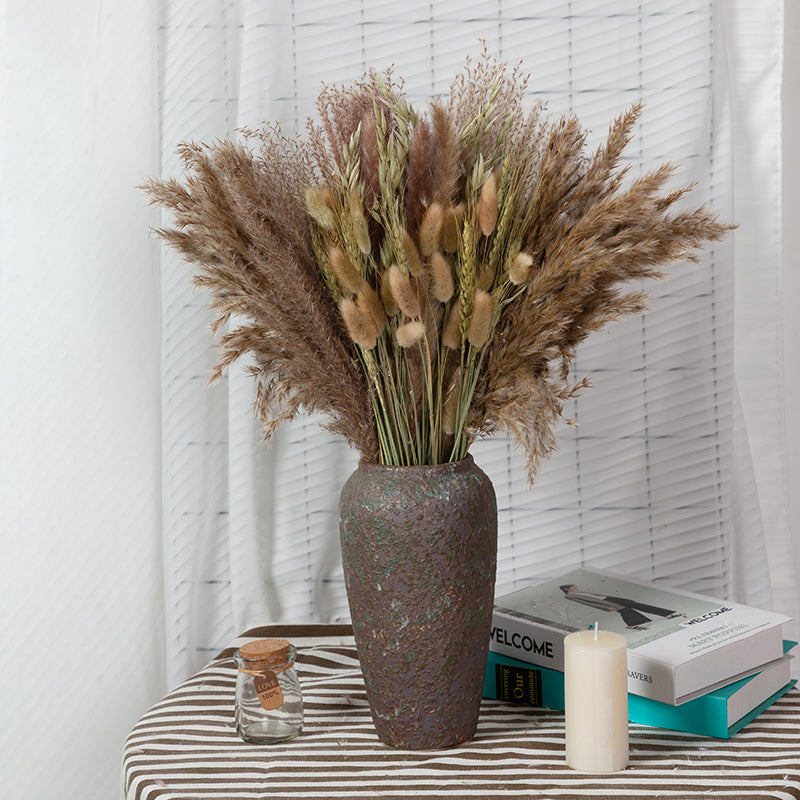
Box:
[339, 454, 497, 749]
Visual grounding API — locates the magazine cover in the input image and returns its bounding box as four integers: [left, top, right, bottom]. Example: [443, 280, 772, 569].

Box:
[490, 567, 790, 704]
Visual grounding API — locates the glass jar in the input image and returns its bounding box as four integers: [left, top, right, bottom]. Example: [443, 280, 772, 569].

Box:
[234, 638, 303, 744]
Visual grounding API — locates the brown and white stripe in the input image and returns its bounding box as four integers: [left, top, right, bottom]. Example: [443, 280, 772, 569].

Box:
[123, 625, 800, 800]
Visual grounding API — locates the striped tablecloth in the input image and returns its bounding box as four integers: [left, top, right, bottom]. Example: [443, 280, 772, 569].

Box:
[124, 625, 800, 800]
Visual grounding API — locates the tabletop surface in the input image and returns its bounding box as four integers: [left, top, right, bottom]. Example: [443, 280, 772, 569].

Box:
[124, 625, 800, 800]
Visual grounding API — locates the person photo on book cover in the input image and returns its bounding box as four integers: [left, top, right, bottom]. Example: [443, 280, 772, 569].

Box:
[559, 584, 686, 629]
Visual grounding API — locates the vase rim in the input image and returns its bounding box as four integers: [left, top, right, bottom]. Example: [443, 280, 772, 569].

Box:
[356, 453, 475, 473]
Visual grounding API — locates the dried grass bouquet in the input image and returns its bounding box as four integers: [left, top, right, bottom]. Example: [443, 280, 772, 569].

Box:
[144, 56, 730, 480]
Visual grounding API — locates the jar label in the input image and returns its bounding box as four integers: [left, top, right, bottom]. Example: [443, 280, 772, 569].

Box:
[254, 670, 284, 710]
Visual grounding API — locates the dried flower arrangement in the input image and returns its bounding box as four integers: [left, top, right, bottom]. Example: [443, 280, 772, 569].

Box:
[144, 56, 731, 481]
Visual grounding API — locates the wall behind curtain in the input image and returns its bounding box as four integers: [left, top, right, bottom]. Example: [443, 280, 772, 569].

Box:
[0, 4, 796, 800]
[1, 2, 164, 800]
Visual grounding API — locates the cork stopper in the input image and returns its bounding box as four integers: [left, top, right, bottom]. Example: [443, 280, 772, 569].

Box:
[237, 638, 293, 672]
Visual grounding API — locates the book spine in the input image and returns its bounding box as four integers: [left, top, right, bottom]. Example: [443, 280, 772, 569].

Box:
[484, 652, 725, 737]
[489, 612, 565, 671]
[670, 623, 786, 701]
[625, 651, 674, 704]
[486, 651, 565, 710]
[490, 609, 676, 703]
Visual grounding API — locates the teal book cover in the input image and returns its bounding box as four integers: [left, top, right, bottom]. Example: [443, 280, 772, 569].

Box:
[484, 641, 796, 738]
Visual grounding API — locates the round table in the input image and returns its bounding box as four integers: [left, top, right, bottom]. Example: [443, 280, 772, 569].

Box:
[124, 624, 800, 800]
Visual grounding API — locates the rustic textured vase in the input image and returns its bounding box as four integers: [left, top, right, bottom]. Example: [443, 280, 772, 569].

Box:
[338, 454, 497, 749]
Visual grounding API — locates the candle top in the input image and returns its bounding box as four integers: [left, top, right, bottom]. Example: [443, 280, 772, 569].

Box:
[565, 628, 627, 650]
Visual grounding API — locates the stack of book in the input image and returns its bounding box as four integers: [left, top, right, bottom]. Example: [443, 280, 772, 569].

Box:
[483, 566, 796, 738]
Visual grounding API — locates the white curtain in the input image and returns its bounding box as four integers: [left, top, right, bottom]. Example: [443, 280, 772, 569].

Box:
[724, 1, 798, 626]
[155, 0, 798, 689]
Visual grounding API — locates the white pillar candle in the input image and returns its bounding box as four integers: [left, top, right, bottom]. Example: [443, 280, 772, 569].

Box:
[564, 625, 628, 773]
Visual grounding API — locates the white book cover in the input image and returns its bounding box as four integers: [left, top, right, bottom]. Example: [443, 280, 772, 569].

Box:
[723, 652, 794, 728]
[490, 567, 791, 705]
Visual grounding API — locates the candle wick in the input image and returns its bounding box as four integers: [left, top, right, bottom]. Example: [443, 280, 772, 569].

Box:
[594, 621, 599, 640]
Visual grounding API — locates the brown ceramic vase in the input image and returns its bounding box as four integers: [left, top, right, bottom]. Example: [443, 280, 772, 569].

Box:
[338, 454, 497, 749]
